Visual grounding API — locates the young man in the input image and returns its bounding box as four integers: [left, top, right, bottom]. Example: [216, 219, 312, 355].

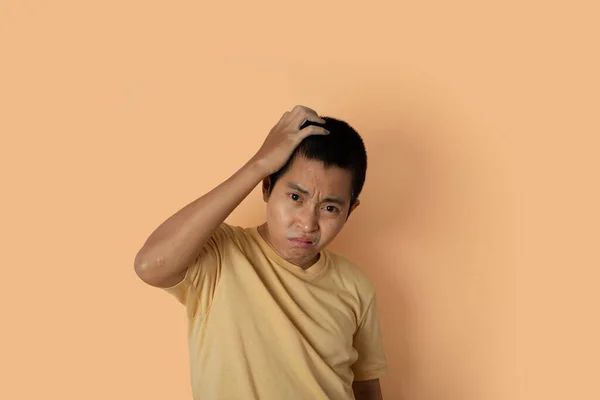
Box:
[134, 105, 387, 399]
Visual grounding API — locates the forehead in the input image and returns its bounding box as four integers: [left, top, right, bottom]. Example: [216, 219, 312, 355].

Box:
[279, 156, 353, 197]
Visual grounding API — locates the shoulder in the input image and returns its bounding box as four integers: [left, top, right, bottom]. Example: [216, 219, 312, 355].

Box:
[208, 223, 266, 259]
[209, 222, 251, 248]
[324, 249, 377, 298]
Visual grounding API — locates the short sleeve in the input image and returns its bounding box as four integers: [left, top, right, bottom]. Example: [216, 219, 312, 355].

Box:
[162, 223, 236, 318]
[351, 294, 387, 381]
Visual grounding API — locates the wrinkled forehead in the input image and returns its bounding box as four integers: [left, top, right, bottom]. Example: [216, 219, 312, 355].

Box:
[282, 157, 353, 200]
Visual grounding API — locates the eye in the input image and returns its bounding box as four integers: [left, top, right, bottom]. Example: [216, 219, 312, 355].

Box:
[289, 193, 301, 202]
[324, 205, 339, 213]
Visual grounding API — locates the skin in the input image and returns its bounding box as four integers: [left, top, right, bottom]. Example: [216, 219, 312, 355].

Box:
[258, 155, 360, 269]
[134, 105, 382, 399]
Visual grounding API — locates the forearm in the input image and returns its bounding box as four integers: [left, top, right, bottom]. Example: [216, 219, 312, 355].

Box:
[134, 158, 266, 287]
[352, 379, 383, 400]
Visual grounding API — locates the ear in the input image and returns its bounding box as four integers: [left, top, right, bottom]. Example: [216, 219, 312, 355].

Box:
[346, 199, 361, 219]
[262, 177, 272, 202]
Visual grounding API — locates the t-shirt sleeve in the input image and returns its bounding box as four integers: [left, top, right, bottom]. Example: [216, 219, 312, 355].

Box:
[161, 223, 237, 318]
[351, 293, 388, 381]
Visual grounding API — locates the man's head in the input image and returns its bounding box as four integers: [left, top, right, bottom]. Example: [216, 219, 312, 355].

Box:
[259, 116, 367, 269]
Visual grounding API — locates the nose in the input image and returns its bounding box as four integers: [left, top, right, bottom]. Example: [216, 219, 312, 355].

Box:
[295, 206, 319, 232]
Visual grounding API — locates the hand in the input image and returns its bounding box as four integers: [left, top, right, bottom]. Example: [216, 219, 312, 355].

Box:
[251, 105, 329, 176]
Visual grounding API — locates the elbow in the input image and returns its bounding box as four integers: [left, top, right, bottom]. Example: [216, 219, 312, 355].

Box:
[133, 251, 160, 286]
[134, 251, 179, 288]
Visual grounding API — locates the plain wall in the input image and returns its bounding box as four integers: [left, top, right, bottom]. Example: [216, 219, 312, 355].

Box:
[1, 1, 598, 399]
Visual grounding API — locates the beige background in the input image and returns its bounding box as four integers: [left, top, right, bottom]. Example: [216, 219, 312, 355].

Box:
[1, 1, 598, 399]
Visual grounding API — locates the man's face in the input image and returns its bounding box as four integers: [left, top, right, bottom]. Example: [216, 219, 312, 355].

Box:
[260, 156, 360, 269]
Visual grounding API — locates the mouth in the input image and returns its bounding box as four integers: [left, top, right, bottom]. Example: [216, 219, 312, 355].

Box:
[288, 238, 316, 248]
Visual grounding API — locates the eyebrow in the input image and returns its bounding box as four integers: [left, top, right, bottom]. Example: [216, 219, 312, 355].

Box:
[287, 183, 347, 205]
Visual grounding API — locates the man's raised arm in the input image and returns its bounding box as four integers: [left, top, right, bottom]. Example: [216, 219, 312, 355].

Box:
[133, 105, 329, 288]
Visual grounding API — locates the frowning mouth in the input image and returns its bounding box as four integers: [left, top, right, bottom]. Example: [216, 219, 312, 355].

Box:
[288, 238, 316, 248]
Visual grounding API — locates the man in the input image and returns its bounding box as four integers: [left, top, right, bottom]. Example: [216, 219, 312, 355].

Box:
[134, 105, 387, 399]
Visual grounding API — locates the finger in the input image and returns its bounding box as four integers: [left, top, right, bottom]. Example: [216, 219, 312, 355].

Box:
[306, 112, 327, 125]
[292, 104, 315, 114]
[290, 107, 307, 126]
[299, 105, 319, 116]
[290, 105, 324, 122]
[276, 111, 291, 125]
[295, 113, 326, 130]
[299, 125, 330, 138]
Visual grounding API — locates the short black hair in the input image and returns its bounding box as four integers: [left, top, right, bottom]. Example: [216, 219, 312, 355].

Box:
[267, 116, 367, 209]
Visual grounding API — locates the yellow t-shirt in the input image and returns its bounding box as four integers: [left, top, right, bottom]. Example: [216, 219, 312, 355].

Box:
[163, 223, 387, 400]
